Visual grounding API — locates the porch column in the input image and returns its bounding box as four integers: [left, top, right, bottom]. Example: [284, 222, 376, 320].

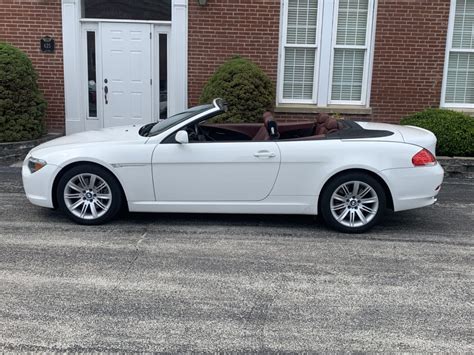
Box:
[62, 0, 84, 134]
[168, 0, 188, 116]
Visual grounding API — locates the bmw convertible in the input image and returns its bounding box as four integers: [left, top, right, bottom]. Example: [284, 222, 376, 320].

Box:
[22, 98, 444, 233]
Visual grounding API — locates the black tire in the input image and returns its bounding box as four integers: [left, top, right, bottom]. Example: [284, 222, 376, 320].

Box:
[57, 164, 123, 225]
[319, 172, 386, 233]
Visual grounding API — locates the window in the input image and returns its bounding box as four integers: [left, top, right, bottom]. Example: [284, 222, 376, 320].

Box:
[443, 0, 474, 107]
[83, 0, 171, 21]
[86, 31, 97, 118]
[281, 0, 319, 102]
[278, 0, 376, 106]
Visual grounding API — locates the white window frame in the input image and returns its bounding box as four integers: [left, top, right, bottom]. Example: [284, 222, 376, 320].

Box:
[277, 0, 324, 104]
[441, 0, 474, 109]
[277, 0, 377, 108]
[328, 0, 375, 106]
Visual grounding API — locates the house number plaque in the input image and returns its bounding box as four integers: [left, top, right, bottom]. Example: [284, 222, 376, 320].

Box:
[40, 36, 55, 53]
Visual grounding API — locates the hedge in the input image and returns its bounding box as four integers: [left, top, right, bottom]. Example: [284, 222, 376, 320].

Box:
[0, 43, 46, 142]
[199, 56, 274, 123]
[400, 108, 474, 157]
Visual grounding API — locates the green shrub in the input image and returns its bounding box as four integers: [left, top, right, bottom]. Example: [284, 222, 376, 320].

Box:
[0, 43, 46, 142]
[199, 56, 275, 123]
[400, 109, 474, 157]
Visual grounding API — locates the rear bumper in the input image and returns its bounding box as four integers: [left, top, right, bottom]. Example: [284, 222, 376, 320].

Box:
[22, 161, 58, 208]
[381, 163, 444, 212]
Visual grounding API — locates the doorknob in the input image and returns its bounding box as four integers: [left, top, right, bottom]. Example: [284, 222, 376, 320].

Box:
[254, 150, 276, 158]
[104, 85, 108, 105]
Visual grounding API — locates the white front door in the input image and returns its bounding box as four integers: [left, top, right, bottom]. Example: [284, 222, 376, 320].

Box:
[152, 142, 281, 202]
[101, 23, 152, 127]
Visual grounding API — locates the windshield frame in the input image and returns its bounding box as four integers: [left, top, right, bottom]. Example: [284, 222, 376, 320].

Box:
[144, 104, 214, 137]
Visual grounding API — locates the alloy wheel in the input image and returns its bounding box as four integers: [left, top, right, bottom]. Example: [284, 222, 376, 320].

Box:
[330, 180, 379, 228]
[63, 173, 112, 220]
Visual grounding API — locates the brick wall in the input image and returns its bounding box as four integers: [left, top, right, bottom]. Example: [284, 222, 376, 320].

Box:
[0, 0, 452, 132]
[188, 0, 452, 123]
[188, 0, 281, 106]
[370, 0, 451, 122]
[0, 0, 64, 132]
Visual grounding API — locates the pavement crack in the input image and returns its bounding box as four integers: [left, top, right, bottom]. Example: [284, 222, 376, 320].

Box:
[111, 232, 148, 292]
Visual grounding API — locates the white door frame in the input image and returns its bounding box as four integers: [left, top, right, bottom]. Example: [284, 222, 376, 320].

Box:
[62, 0, 188, 134]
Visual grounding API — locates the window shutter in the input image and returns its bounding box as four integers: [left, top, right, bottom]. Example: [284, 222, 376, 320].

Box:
[282, 0, 319, 101]
[445, 0, 474, 105]
[331, 0, 370, 102]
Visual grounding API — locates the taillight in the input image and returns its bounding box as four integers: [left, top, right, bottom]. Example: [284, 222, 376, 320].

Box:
[412, 149, 436, 167]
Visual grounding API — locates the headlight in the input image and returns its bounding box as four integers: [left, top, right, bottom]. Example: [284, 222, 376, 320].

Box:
[28, 157, 47, 173]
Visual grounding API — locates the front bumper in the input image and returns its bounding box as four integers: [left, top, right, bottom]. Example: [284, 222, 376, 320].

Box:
[381, 163, 444, 212]
[22, 160, 58, 208]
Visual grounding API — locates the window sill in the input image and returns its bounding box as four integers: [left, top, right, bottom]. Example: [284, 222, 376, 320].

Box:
[275, 104, 372, 115]
[441, 107, 474, 116]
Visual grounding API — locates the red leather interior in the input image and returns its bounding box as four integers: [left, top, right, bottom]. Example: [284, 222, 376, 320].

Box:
[202, 112, 343, 141]
[314, 113, 340, 135]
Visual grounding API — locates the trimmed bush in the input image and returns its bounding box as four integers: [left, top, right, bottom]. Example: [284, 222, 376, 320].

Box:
[0, 43, 46, 142]
[400, 108, 474, 157]
[199, 56, 275, 123]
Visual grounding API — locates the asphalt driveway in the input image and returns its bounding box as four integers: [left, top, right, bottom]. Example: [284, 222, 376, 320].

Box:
[0, 166, 472, 352]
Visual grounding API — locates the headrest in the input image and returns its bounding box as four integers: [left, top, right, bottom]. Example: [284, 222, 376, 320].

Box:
[317, 113, 330, 124]
[263, 111, 273, 120]
[326, 118, 338, 130]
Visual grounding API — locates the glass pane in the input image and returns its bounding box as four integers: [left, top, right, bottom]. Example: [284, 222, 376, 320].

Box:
[331, 48, 365, 101]
[283, 47, 315, 100]
[83, 0, 171, 21]
[286, 0, 318, 45]
[445, 52, 474, 104]
[86, 31, 97, 118]
[336, 0, 369, 46]
[452, 0, 474, 49]
[159, 34, 168, 120]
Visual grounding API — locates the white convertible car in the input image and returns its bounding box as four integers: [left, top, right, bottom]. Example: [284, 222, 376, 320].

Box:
[22, 98, 444, 233]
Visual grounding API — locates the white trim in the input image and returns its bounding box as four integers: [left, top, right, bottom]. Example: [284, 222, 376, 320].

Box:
[316, 0, 334, 107]
[441, 0, 474, 109]
[168, 0, 188, 116]
[80, 18, 172, 25]
[63, 0, 188, 134]
[365, 0, 378, 109]
[441, 0, 456, 108]
[62, 0, 84, 134]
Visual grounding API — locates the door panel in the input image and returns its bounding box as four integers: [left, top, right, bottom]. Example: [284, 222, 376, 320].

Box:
[101, 23, 152, 127]
[152, 142, 281, 201]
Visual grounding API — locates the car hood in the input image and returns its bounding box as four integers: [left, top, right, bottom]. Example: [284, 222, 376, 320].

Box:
[31, 125, 147, 153]
[356, 122, 437, 155]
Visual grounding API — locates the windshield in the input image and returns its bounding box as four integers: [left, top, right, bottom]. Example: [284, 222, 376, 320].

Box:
[142, 104, 213, 137]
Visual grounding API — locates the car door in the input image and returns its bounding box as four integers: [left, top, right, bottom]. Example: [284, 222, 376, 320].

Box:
[152, 141, 281, 201]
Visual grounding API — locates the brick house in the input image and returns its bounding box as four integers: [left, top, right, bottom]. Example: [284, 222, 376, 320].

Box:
[0, 0, 472, 134]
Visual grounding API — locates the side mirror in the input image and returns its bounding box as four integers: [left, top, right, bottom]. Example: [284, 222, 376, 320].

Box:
[175, 130, 189, 144]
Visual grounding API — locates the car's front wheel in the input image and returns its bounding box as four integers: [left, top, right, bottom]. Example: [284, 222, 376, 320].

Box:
[57, 164, 123, 225]
[320, 172, 386, 233]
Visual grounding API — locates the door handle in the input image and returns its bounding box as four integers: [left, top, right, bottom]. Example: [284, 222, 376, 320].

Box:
[254, 150, 276, 158]
[104, 85, 109, 105]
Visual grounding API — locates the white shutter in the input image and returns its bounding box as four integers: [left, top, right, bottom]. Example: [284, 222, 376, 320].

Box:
[444, 0, 474, 105]
[282, 0, 319, 101]
[331, 0, 371, 102]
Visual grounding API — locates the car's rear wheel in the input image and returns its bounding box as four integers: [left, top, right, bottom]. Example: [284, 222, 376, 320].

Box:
[320, 172, 386, 233]
[57, 164, 122, 225]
